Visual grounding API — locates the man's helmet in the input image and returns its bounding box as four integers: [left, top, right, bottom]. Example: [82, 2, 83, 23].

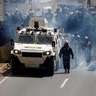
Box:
[85, 36, 88, 39]
[85, 36, 89, 43]
[64, 40, 69, 46]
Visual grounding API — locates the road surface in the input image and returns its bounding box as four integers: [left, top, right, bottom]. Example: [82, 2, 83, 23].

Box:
[0, 69, 96, 96]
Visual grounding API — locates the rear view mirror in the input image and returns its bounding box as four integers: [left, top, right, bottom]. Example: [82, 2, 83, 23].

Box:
[10, 39, 14, 46]
[52, 41, 55, 47]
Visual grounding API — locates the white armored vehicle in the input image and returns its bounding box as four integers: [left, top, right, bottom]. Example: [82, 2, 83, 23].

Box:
[10, 18, 61, 76]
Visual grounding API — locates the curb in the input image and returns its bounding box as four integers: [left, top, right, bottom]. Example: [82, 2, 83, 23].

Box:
[0, 63, 9, 74]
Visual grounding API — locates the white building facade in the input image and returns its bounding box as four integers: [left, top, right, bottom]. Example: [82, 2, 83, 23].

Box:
[0, 0, 4, 21]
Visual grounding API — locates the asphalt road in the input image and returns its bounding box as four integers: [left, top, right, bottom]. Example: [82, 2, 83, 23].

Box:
[0, 69, 96, 96]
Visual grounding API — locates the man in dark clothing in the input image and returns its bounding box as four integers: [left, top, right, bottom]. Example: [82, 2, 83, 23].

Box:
[59, 40, 74, 73]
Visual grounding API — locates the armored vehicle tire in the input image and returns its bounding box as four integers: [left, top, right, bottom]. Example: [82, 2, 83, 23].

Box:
[10, 56, 20, 75]
[47, 57, 54, 76]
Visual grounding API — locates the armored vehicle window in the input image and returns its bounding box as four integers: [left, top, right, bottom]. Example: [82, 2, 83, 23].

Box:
[37, 36, 52, 44]
[17, 35, 34, 43]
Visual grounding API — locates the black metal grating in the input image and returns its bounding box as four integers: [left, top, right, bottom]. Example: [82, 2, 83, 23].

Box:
[22, 52, 42, 57]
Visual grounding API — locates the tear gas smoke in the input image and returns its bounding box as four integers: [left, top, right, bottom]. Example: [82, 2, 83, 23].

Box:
[1, 0, 96, 71]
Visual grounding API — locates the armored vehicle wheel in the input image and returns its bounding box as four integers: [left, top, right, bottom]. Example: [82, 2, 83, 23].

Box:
[10, 56, 20, 75]
[47, 57, 54, 76]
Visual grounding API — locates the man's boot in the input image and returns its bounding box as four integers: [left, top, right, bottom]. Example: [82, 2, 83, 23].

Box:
[68, 69, 70, 73]
[64, 69, 67, 73]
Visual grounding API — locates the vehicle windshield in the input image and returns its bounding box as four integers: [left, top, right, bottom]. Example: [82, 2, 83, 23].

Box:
[17, 35, 34, 43]
[37, 35, 53, 44]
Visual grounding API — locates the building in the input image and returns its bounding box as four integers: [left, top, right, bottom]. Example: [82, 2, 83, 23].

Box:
[55, 0, 87, 6]
[92, 0, 96, 6]
[0, 0, 4, 21]
[86, 0, 96, 7]
[4, 0, 27, 15]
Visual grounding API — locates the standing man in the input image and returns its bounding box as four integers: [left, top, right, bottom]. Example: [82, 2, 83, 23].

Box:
[59, 40, 74, 73]
[43, 9, 53, 27]
[83, 36, 91, 64]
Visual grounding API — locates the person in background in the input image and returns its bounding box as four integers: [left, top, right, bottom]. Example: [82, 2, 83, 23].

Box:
[83, 36, 91, 64]
[43, 9, 53, 27]
[59, 40, 74, 73]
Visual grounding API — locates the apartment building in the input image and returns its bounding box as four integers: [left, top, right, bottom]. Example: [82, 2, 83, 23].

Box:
[92, 0, 96, 6]
[86, 0, 96, 7]
[0, 0, 4, 21]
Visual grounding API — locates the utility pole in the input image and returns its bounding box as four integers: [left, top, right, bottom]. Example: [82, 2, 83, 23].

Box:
[52, 0, 57, 24]
[32, 0, 40, 17]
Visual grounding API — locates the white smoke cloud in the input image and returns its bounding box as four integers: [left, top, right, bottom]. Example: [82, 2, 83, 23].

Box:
[3, 0, 96, 71]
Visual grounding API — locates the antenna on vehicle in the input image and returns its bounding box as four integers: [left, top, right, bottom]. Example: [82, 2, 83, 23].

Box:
[54, 28, 57, 32]
[34, 21, 39, 30]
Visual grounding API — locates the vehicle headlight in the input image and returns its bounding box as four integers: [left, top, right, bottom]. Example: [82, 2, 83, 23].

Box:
[43, 51, 51, 55]
[13, 50, 21, 54]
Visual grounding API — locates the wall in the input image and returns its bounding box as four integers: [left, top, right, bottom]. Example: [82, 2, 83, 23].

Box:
[0, 42, 12, 63]
[0, 0, 4, 21]
[92, 0, 96, 6]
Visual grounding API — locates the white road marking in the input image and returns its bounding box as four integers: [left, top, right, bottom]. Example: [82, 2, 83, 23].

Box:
[0, 74, 11, 85]
[60, 78, 69, 88]
[0, 77, 9, 85]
